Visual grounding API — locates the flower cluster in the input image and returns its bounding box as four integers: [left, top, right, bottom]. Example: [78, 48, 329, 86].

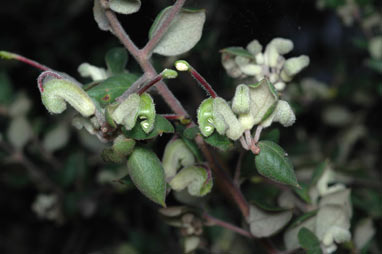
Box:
[221, 38, 310, 91]
[162, 139, 213, 197]
[197, 79, 296, 154]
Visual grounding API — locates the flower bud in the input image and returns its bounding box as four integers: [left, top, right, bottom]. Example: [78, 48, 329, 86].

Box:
[260, 100, 296, 128]
[268, 38, 294, 55]
[138, 93, 156, 134]
[281, 55, 310, 78]
[246, 39, 263, 55]
[175, 60, 191, 72]
[112, 134, 136, 156]
[41, 78, 96, 117]
[162, 139, 195, 179]
[197, 98, 215, 137]
[232, 84, 250, 114]
[264, 45, 280, 68]
[169, 166, 213, 197]
[111, 93, 140, 130]
[213, 97, 243, 140]
[77, 62, 107, 81]
[239, 79, 278, 129]
[239, 64, 262, 76]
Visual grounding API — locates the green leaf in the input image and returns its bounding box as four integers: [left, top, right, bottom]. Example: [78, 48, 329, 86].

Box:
[122, 115, 174, 140]
[0, 72, 14, 104]
[183, 126, 200, 139]
[220, 47, 255, 59]
[127, 147, 166, 206]
[255, 140, 299, 187]
[58, 152, 86, 188]
[250, 199, 288, 212]
[293, 183, 311, 203]
[86, 73, 139, 107]
[203, 132, 234, 151]
[366, 59, 382, 73]
[109, 0, 141, 15]
[149, 7, 206, 56]
[298, 227, 323, 254]
[260, 128, 280, 143]
[182, 138, 203, 162]
[288, 210, 318, 229]
[310, 161, 327, 186]
[324, 0, 346, 8]
[260, 101, 278, 122]
[105, 47, 128, 75]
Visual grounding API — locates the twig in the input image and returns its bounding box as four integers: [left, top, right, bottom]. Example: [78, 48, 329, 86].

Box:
[203, 212, 253, 239]
[116, 74, 148, 102]
[103, 8, 143, 65]
[196, 135, 250, 217]
[103, 0, 250, 219]
[141, 0, 187, 57]
[175, 60, 218, 98]
[234, 150, 245, 186]
[0, 51, 51, 72]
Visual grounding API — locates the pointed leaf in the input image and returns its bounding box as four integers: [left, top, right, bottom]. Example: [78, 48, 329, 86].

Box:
[105, 47, 128, 75]
[122, 115, 174, 140]
[183, 126, 200, 139]
[109, 0, 141, 15]
[220, 47, 255, 59]
[127, 147, 166, 206]
[247, 204, 293, 238]
[298, 227, 323, 254]
[150, 7, 206, 56]
[203, 132, 233, 151]
[86, 73, 139, 107]
[255, 140, 299, 187]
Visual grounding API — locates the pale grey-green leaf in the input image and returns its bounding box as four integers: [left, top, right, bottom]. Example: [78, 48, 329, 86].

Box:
[151, 8, 206, 56]
[284, 216, 317, 250]
[7, 116, 33, 149]
[109, 0, 141, 15]
[42, 124, 70, 152]
[93, 0, 111, 32]
[247, 204, 292, 238]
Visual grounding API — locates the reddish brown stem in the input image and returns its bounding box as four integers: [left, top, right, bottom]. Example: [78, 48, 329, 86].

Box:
[203, 212, 253, 239]
[37, 71, 63, 93]
[161, 114, 184, 120]
[8, 52, 51, 72]
[104, 0, 250, 219]
[138, 74, 163, 95]
[196, 135, 249, 217]
[189, 68, 218, 98]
